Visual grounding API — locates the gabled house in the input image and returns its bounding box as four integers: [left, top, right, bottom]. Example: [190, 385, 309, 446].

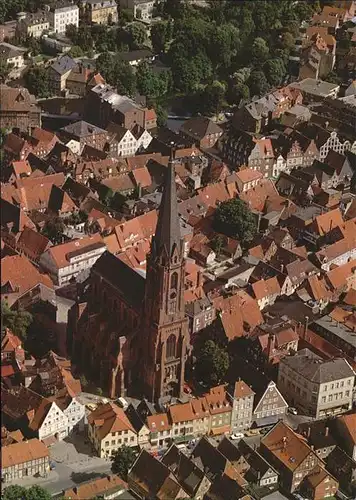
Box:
[128, 449, 186, 500]
[218, 437, 279, 488]
[229, 380, 255, 433]
[161, 444, 211, 500]
[106, 122, 138, 157]
[87, 402, 137, 458]
[180, 117, 223, 149]
[260, 421, 323, 493]
[253, 381, 288, 427]
[48, 55, 77, 95]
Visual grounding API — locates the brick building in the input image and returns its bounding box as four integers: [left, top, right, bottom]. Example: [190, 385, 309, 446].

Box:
[0, 85, 41, 133]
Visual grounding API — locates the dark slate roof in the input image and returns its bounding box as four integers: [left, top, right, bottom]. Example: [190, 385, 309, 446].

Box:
[91, 251, 145, 308]
[60, 120, 106, 139]
[117, 50, 153, 62]
[180, 117, 222, 140]
[281, 348, 355, 384]
[51, 54, 77, 75]
[1, 198, 22, 233]
[151, 156, 182, 258]
[161, 445, 205, 496]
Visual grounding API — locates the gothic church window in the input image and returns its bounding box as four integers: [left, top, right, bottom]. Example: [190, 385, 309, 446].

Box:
[166, 334, 176, 359]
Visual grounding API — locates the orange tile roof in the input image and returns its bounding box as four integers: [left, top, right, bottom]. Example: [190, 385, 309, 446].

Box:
[305, 465, 337, 489]
[307, 274, 332, 301]
[169, 402, 195, 423]
[144, 108, 156, 121]
[313, 208, 344, 236]
[337, 413, 356, 444]
[213, 291, 263, 340]
[1, 254, 53, 294]
[344, 288, 356, 306]
[88, 402, 135, 440]
[11, 160, 32, 178]
[204, 386, 232, 415]
[31, 127, 57, 145]
[2, 438, 49, 469]
[233, 380, 255, 399]
[1, 329, 23, 352]
[131, 166, 152, 188]
[63, 475, 127, 499]
[45, 233, 105, 269]
[261, 421, 316, 471]
[191, 397, 210, 418]
[113, 210, 158, 251]
[146, 413, 171, 432]
[252, 277, 281, 300]
[197, 181, 232, 208]
[236, 168, 263, 184]
[326, 259, 356, 291]
[240, 179, 282, 213]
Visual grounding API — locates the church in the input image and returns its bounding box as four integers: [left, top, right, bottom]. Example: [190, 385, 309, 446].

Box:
[68, 152, 189, 403]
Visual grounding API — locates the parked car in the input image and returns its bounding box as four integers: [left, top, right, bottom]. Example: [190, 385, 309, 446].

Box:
[230, 433, 244, 440]
[288, 407, 298, 415]
[117, 397, 129, 410]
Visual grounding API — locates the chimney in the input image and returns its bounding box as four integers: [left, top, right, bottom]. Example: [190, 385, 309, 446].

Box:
[282, 436, 287, 450]
[304, 315, 309, 338]
[325, 426, 329, 437]
[307, 426, 311, 438]
[267, 333, 275, 359]
[280, 263, 284, 273]
[311, 445, 314, 451]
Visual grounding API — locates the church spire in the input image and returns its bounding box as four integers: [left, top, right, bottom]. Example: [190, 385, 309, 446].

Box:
[152, 149, 182, 258]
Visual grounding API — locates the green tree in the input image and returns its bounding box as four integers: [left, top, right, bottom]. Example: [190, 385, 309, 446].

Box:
[41, 217, 66, 245]
[227, 82, 250, 106]
[1, 300, 33, 340]
[3, 484, 51, 500]
[280, 31, 295, 51]
[195, 340, 229, 387]
[251, 37, 269, 62]
[0, 60, 11, 82]
[156, 104, 168, 127]
[3, 485, 27, 500]
[111, 445, 137, 480]
[247, 69, 269, 97]
[150, 20, 172, 53]
[25, 485, 51, 500]
[126, 22, 147, 50]
[214, 198, 257, 245]
[211, 235, 225, 257]
[70, 45, 84, 58]
[96, 53, 136, 95]
[80, 374, 88, 389]
[25, 66, 51, 98]
[264, 58, 286, 87]
[201, 80, 226, 117]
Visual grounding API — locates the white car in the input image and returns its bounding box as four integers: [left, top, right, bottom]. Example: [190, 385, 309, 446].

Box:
[288, 407, 298, 415]
[230, 433, 244, 440]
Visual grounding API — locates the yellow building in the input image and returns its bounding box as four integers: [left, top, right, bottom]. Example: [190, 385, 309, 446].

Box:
[87, 402, 138, 458]
[16, 11, 50, 39]
[82, 0, 118, 25]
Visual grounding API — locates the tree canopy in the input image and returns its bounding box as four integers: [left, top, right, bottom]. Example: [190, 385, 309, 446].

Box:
[1, 300, 33, 340]
[24, 66, 51, 98]
[195, 339, 229, 387]
[214, 198, 257, 245]
[111, 445, 137, 480]
[3, 485, 51, 500]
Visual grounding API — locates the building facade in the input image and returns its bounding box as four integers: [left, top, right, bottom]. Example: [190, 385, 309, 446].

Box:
[70, 153, 189, 403]
[1, 438, 50, 482]
[0, 85, 41, 132]
[278, 349, 355, 418]
[81, 0, 118, 24]
[230, 380, 255, 432]
[50, 5, 79, 34]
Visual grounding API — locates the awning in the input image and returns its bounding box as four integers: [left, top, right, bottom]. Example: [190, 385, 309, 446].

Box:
[211, 425, 231, 436]
[174, 434, 194, 444]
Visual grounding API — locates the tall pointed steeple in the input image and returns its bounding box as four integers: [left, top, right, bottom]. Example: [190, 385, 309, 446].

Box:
[152, 150, 182, 258]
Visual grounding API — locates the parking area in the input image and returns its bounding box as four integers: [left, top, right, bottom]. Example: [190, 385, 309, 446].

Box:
[49, 432, 109, 473]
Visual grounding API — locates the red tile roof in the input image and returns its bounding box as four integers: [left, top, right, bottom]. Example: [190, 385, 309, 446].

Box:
[2, 438, 49, 469]
[213, 291, 263, 340]
[252, 277, 281, 300]
[44, 233, 105, 269]
[130, 166, 152, 188]
[1, 254, 53, 294]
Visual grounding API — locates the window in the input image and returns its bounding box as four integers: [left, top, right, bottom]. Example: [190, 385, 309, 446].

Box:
[166, 334, 176, 359]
